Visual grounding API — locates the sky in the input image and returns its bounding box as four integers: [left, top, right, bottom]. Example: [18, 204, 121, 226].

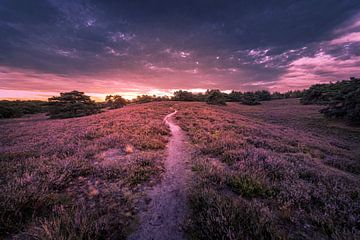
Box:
[1, 0, 360, 100]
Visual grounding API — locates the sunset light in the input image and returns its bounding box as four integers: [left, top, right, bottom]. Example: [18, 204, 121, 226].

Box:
[1, 1, 359, 240]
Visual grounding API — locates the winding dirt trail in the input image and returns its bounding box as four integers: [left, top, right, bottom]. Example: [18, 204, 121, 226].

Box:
[128, 110, 191, 240]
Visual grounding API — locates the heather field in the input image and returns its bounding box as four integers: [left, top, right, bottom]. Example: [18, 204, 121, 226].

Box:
[173, 100, 360, 239]
[1, 99, 360, 239]
[0, 103, 174, 239]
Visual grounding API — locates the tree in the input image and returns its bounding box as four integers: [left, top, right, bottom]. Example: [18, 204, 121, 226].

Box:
[105, 95, 127, 109]
[172, 90, 196, 101]
[0, 100, 46, 119]
[47, 91, 100, 119]
[319, 78, 360, 123]
[255, 90, 271, 101]
[133, 95, 156, 103]
[206, 89, 227, 105]
[228, 91, 243, 102]
[300, 83, 339, 105]
[241, 92, 260, 105]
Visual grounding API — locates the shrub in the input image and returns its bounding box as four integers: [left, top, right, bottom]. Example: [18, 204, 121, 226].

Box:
[105, 95, 127, 109]
[255, 90, 271, 101]
[320, 80, 360, 123]
[206, 90, 227, 105]
[132, 95, 156, 103]
[47, 91, 100, 119]
[301, 77, 360, 123]
[241, 92, 260, 105]
[226, 174, 275, 198]
[172, 90, 196, 101]
[0, 101, 46, 119]
[0, 105, 23, 118]
[227, 91, 243, 102]
[300, 84, 334, 105]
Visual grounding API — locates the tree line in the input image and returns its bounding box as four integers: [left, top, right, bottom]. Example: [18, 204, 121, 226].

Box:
[1, 77, 358, 123]
[300, 77, 360, 123]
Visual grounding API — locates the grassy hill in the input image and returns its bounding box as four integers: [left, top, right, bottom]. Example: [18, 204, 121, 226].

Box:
[1, 99, 359, 239]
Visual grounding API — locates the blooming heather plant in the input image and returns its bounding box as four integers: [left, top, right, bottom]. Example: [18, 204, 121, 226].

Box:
[0, 102, 174, 239]
[173, 100, 360, 239]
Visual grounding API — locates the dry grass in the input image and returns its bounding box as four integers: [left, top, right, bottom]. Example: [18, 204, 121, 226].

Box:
[173, 100, 360, 239]
[0, 102, 174, 239]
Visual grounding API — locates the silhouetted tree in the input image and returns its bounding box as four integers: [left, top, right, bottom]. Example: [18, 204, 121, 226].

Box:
[228, 91, 243, 102]
[206, 89, 227, 105]
[255, 90, 271, 101]
[105, 95, 127, 109]
[133, 95, 156, 103]
[172, 90, 196, 101]
[241, 92, 260, 105]
[47, 91, 100, 119]
[0, 100, 46, 118]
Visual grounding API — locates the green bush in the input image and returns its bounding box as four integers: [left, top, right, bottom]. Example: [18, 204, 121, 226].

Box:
[0, 101, 46, 119]
[301, 77, 360, 123]
[206, 89, 227, 105]
[227, 91, 243, 102]
[241, 92, 260, 105]
[255, 90, 271, 101]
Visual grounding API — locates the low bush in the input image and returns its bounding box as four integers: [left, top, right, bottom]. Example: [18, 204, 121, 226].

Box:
[241, 92, 260, 105]
[0, 100, 46, 119]
[301, 77, 360, 123]
[206, 89, 227, 105]
[226, 174, 274, 198]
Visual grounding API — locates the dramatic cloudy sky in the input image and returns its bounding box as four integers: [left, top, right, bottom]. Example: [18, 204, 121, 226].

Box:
[1, 0, 360, 100]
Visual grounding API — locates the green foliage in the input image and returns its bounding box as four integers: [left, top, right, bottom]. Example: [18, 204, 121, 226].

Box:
[132, 95, 169, 104]
[271, 91, 285, 100]
[172, 90, 196, 101]
[255, 90, 271, 101]
[105, 95, 127, 109]
[226, 174, 275, 198]
[241, 92, 260, 105]
[301, 77, 360, 123]
[227, 90, 243, 102]
[47, 91, 100, 119]
[300, 84, 337, 105]
[206, 89, 227, 105]
[0, 101, 46, 119]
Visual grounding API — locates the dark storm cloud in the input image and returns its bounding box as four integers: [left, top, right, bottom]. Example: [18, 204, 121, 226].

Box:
[0, 0, 360, 96]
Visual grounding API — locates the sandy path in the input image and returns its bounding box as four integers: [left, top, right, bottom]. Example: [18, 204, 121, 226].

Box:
[128, 110, 191, 240]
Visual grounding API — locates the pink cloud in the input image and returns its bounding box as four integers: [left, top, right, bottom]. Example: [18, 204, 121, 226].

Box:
[273, 52, 360, 91]
[330, 32, 360, 45]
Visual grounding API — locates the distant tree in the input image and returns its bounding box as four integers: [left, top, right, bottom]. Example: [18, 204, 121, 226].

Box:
[155, 95, 170, 101]
[271, 92, 285, 100]
[193, 93, 207, 102]
[105, 95, 127, 109]
[206, 89, 227, 105]
[172, 90, 196, 101]
[241, 92, 260, 105]
[318, 78, 360, 123]
[228, 91, 243, 102]
[0, 100, 46, 119]
[287, 90, 304, 98]
[133, 95, 156, 103]
[47, 90, 100, 119]
[254, 90, 271, 101]
[0, 104, 22, 118]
